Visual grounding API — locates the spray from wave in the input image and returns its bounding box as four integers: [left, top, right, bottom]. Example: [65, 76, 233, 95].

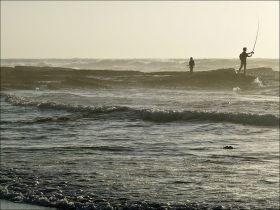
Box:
[252, 77, 264, 87]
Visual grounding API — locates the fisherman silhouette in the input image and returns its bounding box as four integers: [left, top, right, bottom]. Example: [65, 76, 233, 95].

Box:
[188, 57, 195, 73]
[238, 47, 254, 75]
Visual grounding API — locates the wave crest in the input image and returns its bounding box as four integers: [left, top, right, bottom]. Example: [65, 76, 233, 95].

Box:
[141, 109, 279, 126]
[3, 94, 279, 127]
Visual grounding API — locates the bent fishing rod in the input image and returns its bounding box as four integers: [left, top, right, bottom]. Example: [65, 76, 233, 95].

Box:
[251, 18, 260, 54]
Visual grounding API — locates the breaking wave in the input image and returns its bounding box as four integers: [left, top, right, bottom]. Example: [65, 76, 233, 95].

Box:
[3, 94, 279, 127]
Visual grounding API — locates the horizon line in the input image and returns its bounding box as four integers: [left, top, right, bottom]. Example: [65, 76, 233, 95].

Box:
[1, 57, 279, 60]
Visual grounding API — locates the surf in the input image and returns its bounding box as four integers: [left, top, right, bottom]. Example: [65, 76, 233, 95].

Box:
[2, 93, 279, 127]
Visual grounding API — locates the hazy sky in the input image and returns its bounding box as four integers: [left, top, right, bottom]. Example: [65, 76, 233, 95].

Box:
[1, 1, 279, 59]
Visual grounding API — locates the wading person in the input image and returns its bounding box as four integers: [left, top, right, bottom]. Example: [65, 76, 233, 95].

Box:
[238, 47, 254, 75]
[188, 57, 195, 74]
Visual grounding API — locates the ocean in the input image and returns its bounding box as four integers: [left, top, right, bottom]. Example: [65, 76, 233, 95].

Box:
[0, 59, 279, 210]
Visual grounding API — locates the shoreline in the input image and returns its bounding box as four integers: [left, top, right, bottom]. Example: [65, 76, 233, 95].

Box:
[0, 199, 56, 210]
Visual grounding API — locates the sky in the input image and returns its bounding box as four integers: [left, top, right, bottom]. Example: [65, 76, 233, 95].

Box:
[1, 1, 279, 59]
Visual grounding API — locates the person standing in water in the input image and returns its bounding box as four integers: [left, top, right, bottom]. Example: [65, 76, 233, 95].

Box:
[188, 57, 195, 73]
[238, 47, 254, 75]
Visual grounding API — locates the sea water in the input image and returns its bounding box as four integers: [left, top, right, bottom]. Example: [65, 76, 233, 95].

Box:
[0, 59, 279, 210]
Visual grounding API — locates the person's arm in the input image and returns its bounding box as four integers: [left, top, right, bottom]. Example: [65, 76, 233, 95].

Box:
[247, 52, 254, 57]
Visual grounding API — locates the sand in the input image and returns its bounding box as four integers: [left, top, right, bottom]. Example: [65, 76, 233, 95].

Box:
[0, 199, 56, 210]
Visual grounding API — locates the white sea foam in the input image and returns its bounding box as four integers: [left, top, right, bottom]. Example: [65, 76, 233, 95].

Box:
[253, 77, 264, 87]
[233, 86, 241, 92]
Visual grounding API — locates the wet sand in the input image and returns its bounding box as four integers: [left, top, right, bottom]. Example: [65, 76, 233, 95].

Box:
[0, 199, 56, 210]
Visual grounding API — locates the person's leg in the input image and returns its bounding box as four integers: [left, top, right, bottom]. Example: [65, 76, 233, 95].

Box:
[238, 62, 244, 73]
[244, 62, 247, 75]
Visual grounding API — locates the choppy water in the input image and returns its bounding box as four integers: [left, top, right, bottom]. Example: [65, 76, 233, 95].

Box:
[0, 61, 279, 210]
[1, 58, 279, 72]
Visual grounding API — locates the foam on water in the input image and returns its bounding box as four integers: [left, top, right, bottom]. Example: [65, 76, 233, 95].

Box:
[233, 86, 241, 92]
[253, 77, 264, 87]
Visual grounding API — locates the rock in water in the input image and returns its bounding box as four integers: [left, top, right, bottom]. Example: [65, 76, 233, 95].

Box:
[223, 146, 234, 149]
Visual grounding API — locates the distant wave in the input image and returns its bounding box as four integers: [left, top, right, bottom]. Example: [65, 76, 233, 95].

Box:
[3, 145, 134, 152]
[1, 58, 279, 72]
[4, 94, 131, 113]
[3, 94, 279, 127]
[1, 66, 277, 91]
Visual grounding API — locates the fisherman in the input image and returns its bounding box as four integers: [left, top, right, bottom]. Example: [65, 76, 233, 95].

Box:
[238, 47, 254, 75]
[188, 57, 195, 73]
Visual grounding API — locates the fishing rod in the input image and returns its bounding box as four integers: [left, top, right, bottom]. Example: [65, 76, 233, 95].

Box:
[251, 18, 260, 53]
